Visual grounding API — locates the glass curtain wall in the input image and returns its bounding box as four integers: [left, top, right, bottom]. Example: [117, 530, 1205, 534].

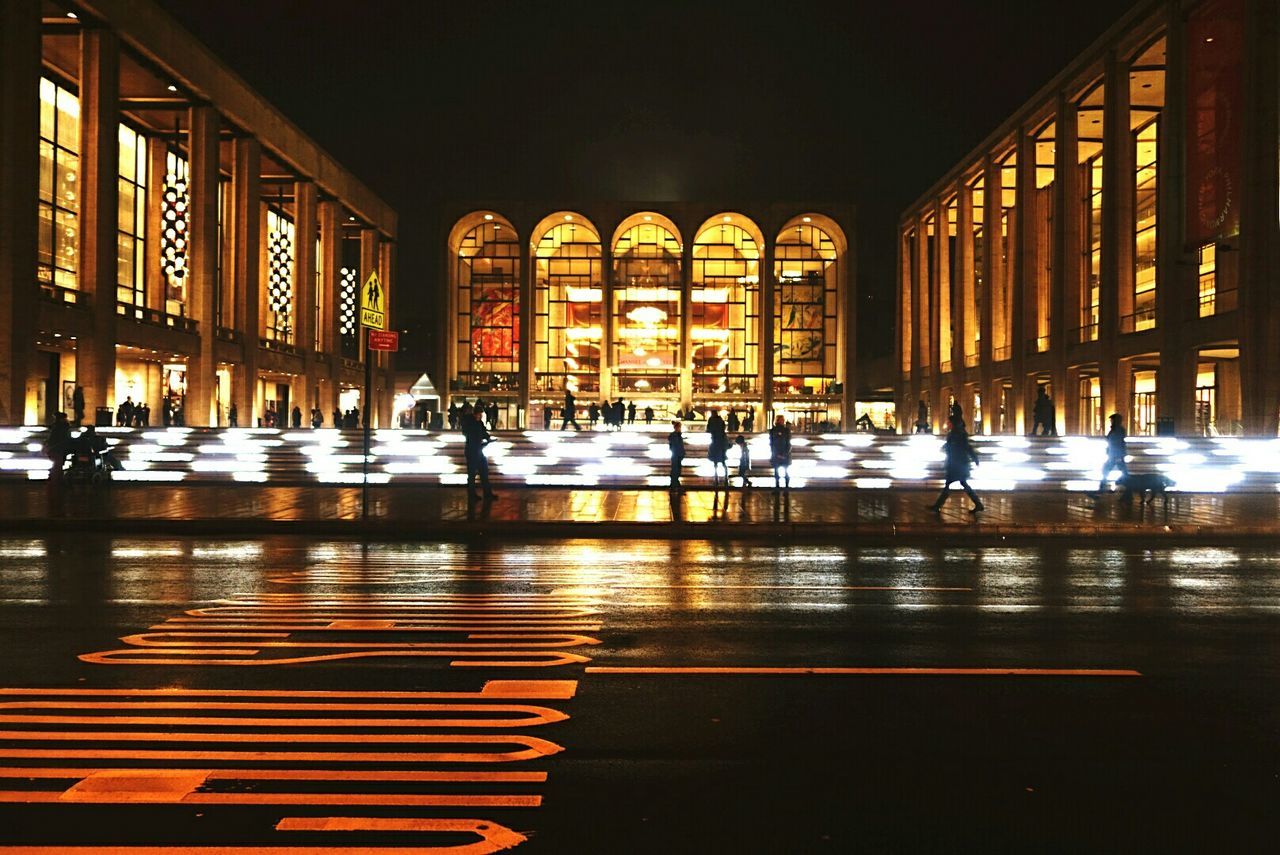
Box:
[612, 222, 682, 396]
[161, 151, 190, 316]
[691, 219, 760, 395]
[455, 220, 520, 393]
[773, 223, 839, 396]
[1078, 81, 1104, 341]
[264, 207, 295, 345]
[534, 219, 602, 395]
[37, 78, 80, 294]
[116, 125, 147, 306]
[1130, 37, 1165, 333]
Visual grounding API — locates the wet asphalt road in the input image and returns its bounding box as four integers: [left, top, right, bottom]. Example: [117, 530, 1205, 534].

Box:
[0, 536, 1277, 852]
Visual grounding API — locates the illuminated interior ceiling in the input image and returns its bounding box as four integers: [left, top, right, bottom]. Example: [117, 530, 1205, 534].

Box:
[0, 428, 1270, 495]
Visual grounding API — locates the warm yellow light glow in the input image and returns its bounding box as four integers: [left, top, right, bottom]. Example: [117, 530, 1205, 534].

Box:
[803, 216, 812, 222]
[618, 327, 679, 340]
[564, 214, 574, 221]
[635, 379, 651, 388]
[692, 327, 731, 341]
[643, 215, 652, 221]
[483, 214, 494, 220]
[646, 357, 663, 367]
[692, 289, 729, 303]
[632, 347, 646, 356]
[627, 306, 668, 324]
[566, 286, 603, 302]
[566, 342, 579, 356]
[722, 215, 732, 222]
[564, 357, 579, 369]
[621, 287, 680, 302]
[565, 326, 603, 341]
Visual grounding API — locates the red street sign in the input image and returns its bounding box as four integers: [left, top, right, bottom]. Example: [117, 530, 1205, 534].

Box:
[367, 330, 399, 351]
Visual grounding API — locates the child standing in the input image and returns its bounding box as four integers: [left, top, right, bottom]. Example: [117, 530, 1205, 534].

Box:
[734, 434, 751, 489]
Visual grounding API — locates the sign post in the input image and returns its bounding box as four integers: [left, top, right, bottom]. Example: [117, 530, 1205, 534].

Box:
[359, 270, 387, 522]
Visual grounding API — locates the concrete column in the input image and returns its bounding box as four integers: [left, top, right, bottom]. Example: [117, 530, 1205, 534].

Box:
[185, 106, 220, 426]
[760, 235, 775, 421]
[1054, 95, 1080, 433]
[1013, 126, 1036, 432]
[317, 200, 342, 413]
[909, 223, 924, 423]
[517, 232, 533, 420]
[76, 27, 120, 415]
[841, 226, 856, 426]
[359, 228, 378, 425]
[1100, 50, 1133, 421]
[953, 179, 972, 391]
[293, 180, 317, 419]
[231, 137, 261, 423]
[0, 0, 40, 424]
[1238, 0, 1280, 434]
[600, 240, 614, 401]
[1158, 5, 1192, 433]
[931, 200, 948, 428]
[143, 138, 166, 311]
[895, 230, 909, 431]
[679, 237, 692, 408]
[378, 237, 396, 427]
[981, 155, 1000, 431]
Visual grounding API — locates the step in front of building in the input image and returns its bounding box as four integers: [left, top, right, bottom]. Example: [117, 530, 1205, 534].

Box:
[3, 426, 1275, 493]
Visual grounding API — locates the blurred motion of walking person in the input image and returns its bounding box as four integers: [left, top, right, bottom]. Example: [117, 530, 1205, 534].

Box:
[1096, 413, 1128, 494]
[667, 420, 685, 490]
[769, 415, 791, 491]
[930, 414, 983, 513]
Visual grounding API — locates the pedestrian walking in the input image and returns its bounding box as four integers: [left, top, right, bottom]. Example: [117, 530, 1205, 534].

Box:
[460, 404, 498, 500]
[1096, 413, 1128, 494]
[769, 415, 792, 491]
[930, 414, 984, 513]
[667, 420, 685, 490]
[229, 402, 239, 427]
[914, 398, 930, 433]
[734, 434, 751, 489]
[707, 409, 729, 485]
[627, 400, 637, 424]
[562, 390, 581, 431]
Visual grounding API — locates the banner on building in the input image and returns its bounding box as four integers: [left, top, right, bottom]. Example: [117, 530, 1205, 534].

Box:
[1185, 0, 1244, 246]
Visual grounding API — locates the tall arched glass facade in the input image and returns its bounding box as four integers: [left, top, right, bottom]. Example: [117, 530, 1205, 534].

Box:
[445, 208, 851, 429]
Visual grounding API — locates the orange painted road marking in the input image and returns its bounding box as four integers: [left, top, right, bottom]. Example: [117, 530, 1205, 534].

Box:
[275, 816, 527, 852]
[0, 680, 578, 699]
[0, 702, 569, 727]
[0, 767, 548, 783]
[585, 666, 1142, 677]
[116, 631, 602, 649]
[79, 649, 592, 667]
[0, 742, 561, 762]
[12, 789, 542, 808]
[0, 730, 567, 749]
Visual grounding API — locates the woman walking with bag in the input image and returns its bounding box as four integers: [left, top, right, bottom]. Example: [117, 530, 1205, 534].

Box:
[930, 414, 984, 513]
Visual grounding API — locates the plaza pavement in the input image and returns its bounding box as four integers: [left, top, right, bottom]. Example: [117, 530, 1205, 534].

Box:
[2, 481, 1278, 543]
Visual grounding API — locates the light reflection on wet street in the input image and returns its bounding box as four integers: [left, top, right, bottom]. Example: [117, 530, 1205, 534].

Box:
[0, 536, 1277, 851]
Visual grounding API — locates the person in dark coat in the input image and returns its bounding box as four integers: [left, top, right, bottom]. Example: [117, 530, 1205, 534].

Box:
[45, 412, 72, 478]
[743, 409, 755, 433]
[460, 404, 498, 500]
[769, 415, 792, 491]
[118, 397, 134, 427]
[727, 410, 740, 433]
[562, 390, 581, 431]
[914, 398, 930, 433]
[447, 402, 459, 431]
[291, 405, 302, 429]
[72, 386, 85, 427]
[589, 402, 600, 428]
[486, 401, 499, 431]
[627, 400, 637, 424]
[613, 399, 625, 430]
[1031, 387, 1050, 436]
[331, 407, 341, 428]
[229, 402, 239, 427]
[706, 409, 729, 485]
[542, 404, 553, 429]
[1097, 413, 1128, 494]
[930, 414, 983, 512]
[734, 434, 751, 489]
[667, 420, 685, 490]
[644, 405, 654, 425]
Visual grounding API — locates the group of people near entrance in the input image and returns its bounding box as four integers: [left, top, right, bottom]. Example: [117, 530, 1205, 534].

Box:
[665, 412, 789, 493]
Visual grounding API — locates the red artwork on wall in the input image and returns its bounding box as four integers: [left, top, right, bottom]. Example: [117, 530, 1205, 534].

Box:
[1186, 0, 1243, 246]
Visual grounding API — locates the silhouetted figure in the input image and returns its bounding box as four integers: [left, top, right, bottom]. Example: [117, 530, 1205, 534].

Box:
[45, 412, 71, 479]
[914, 398, 930, 433]
[543, 404, 553, 429]
[562, 390, 581, 431]
[162, 403, 171, 427]
[727, 410, 740, 433]
[312, 408, 323, 428]
[627, 400, 637, 424]
[589, 402, 600, 428]
[644, 405, 654, 425]
[461, 404, 498, 500]
[612, 399, 625, 430]
[1097, 413, 1128, 494]
[1032, 386, 1051, 436]
[1045, 395, 1058, 436]
[72, 386, 84, 427]
[949, 400, 963, 423]
[291, 406, 302, 429]
[486, 401, 499, 430]
[229, 402, 239, 427]
[769, 415, 792, 491]
[118, 397, 134, 427]
[141, 404, 151, 426]
[743, 409, 755, 433]
[447, 402, 459, 431]
[930, 414, 983, 513]
[707, 410, 728, 485]
[331, 407, 341, 429]
[734, 434, 751, 489]
[667, 420, 685, 490]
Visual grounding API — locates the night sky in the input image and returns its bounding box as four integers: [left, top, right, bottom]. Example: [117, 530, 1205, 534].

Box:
[155, 0, 1136, 370]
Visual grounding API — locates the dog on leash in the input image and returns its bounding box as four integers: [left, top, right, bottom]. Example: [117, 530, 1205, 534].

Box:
[1117, 472, 1174, 504]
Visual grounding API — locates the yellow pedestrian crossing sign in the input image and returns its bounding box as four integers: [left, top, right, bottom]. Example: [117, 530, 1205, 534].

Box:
[359, 270, 386, 330]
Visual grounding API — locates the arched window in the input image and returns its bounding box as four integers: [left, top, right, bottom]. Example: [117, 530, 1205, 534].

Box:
[611, 216, 682, 397]
[773, 218, 842, 393]
[533, 213, 602, 394]
[453, 215, 520, 392]
[692, 215, 761, 396]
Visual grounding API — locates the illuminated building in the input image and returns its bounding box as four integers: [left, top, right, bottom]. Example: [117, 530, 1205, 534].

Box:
[0, 0, 397, 428]
[897, 0, 1279, 436]
[440, 204, 855, 430]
